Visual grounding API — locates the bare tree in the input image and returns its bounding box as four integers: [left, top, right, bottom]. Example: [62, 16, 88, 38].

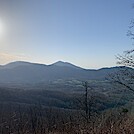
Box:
[75, 81, 95, 124]
[117, 16, 134, 68]
[109, 67, 134, 93]
[117, 50, 134, 68]
[109, 16, 134, 93]
[83, 81, 90, 123]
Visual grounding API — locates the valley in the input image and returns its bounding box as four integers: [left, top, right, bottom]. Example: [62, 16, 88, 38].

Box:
[0, 61, 133, 133]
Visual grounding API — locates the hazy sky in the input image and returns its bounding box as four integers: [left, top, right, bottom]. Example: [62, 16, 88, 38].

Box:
[0, 0, 133, 69]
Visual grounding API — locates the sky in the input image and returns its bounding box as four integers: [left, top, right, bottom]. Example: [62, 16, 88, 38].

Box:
[0, 0, 133, 69]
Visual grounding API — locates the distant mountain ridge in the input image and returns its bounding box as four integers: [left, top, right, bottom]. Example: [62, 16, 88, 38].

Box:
[3, 61, 32, 69]
[2, 61, 47, 69]
[0, 61, 131, 84]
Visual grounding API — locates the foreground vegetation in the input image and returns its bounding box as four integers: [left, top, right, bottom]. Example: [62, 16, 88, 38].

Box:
[0, 102, 134, 134]
[0, 80, 134, 134]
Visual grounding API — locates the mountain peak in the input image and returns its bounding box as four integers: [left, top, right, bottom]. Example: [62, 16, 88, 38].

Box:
[54, 61, 68, 66]
[52, 61, 82, 69]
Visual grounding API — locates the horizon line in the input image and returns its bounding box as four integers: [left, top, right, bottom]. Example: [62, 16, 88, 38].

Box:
[0, 60, 123, 70]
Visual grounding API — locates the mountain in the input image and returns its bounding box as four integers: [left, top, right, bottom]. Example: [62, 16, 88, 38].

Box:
[3, 61, 47, 69]
[3, 61, 32, 69]
[0, 61, 130, 84]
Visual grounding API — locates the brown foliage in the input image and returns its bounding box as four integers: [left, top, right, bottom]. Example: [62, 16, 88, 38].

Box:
[0, 103, 134, 134]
